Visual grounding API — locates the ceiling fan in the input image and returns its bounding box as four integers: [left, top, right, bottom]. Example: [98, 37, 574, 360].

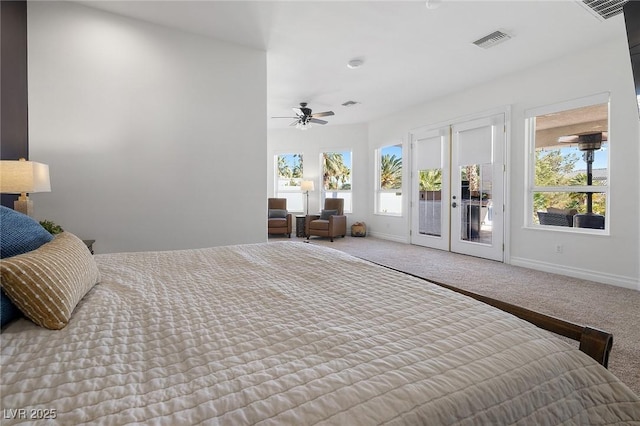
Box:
[272, 102, 334, 129]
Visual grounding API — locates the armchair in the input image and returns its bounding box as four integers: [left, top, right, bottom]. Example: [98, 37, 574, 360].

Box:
[267, 198, 292, 237]
[306, 198, 347, 242]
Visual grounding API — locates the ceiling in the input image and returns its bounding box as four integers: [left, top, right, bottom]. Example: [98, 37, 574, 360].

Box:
[535, 103, 609, 148]
[77, 1, 628, 129]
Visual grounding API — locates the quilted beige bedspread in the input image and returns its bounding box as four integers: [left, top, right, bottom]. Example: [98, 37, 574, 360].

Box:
[2, 242, 639, 425]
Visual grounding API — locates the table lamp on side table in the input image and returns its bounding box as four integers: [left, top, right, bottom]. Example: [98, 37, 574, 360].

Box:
[0, 158, 51, 217]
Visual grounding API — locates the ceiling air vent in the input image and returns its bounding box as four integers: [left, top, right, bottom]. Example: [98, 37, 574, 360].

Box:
[579, 0, 629, 20]
[472, 31, 511, 49]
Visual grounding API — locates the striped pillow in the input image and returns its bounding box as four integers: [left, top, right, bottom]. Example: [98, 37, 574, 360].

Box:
[0, 232, 99, 330]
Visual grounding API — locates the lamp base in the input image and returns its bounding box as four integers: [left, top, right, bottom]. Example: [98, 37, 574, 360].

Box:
[14, 198, 34, 217]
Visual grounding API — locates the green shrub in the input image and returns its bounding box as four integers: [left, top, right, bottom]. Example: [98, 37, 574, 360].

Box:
[39, 220, 64, 235]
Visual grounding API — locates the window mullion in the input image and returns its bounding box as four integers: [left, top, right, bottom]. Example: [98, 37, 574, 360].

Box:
[533, 186, 608, 193]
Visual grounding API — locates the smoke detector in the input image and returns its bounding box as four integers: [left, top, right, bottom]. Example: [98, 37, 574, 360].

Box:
[347, 59, 364, 69]
[472, 30, 511, 49]
[425, 0, 442, 9]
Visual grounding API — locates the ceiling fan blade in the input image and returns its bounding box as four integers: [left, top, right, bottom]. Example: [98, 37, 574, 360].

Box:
[311, 111, 334, 118]
[309, 118, 328, 125]
[289, 120, 299, 127]
[292, 108, 304, 117]
[271, 116, 298, 119]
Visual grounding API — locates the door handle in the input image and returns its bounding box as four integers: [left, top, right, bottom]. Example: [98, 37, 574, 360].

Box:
[452, 202, 457, 208]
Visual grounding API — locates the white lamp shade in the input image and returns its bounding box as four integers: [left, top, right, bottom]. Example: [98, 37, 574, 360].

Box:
[301, 180, 315, 192]
[0, 159, 51, 193]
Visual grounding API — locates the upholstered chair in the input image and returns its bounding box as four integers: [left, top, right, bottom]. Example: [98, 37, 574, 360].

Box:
[305, 198, 347, 242]
[268, 198, 292, 237]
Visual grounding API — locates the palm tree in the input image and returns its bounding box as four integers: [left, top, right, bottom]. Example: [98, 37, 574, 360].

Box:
[277, 155, 291, 178]
[323, 153, 351, 190]
[380, 154, 402, 189]
[291, 154, 303, 179]
[463, 165, 480, 193]
[419, 169, 442, 191]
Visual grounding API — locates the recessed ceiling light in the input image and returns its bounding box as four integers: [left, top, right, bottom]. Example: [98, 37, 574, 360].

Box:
[347, 59, 364, 69]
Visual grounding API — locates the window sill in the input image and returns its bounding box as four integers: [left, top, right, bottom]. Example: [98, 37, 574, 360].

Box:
[524, 224, 609, 237]
[374, 213, 403, 218]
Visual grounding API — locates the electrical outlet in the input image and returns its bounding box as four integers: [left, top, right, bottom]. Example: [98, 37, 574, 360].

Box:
[555, 244, 563, 253]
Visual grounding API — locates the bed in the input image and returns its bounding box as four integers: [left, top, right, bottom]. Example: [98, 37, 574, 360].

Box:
[1, 234, 639, 424]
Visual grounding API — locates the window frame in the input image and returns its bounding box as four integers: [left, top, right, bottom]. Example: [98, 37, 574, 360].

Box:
[524, 93, 610, 234]
[375, 143, 403, 216]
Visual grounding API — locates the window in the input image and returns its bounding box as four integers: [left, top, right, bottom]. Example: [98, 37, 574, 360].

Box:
[275, 153, 304, 212]
[526, 94, 609, 231]
[322, 150, 352, 213]
[376, 144, 402, 215]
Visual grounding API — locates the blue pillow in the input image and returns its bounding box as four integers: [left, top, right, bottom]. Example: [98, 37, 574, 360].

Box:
[1, 290, 21, 328]
[0, 206, 54, 327]
[320, 209, 338, 220]
[1, 206, 54, 258]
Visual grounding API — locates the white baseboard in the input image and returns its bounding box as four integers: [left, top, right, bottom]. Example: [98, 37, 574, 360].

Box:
[510, 256, 639, 291]
[348, 234, 639, 291]
[368, 231, 410, 244]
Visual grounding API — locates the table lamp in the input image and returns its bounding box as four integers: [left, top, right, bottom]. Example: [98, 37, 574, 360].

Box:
[0, 158, 51, 216]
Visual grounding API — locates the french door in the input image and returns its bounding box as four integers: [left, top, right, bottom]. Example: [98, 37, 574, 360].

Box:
[411, 113, 505, 261]
[410, 127, 451, 251]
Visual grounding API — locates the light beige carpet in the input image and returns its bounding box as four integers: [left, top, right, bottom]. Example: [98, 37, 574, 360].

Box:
[277, 235, 640, 396]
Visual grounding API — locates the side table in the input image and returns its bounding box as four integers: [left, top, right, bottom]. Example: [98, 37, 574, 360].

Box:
[83, 239, 95, 255]
[295, 215, 306, 237]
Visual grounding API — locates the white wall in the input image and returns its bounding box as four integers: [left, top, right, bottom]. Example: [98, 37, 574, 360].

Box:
[268, 33, 639, 289]
[368, 35, 639, 289]
[28, 2, 267, 253]
[267, 123, 368, 228]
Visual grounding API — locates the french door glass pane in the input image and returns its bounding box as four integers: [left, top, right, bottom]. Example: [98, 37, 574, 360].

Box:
[418, 169, 442, 236]
[460, 164, 493, 244]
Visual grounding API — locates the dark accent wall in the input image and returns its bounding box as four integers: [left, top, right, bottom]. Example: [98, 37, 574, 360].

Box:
[1, 0, 29, 208]
[624, 1, 640, 103]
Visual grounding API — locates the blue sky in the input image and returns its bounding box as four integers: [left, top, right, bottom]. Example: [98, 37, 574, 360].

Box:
[552, 143, 608, 170]
[381, 144, 402, 159]
[338, 151, 352, 167]
[278, 153, 301, 171]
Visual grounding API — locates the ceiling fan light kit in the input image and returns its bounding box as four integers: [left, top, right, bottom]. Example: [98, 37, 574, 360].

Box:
[272, 102, 335, 130]
[296, 121, 311, 130]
